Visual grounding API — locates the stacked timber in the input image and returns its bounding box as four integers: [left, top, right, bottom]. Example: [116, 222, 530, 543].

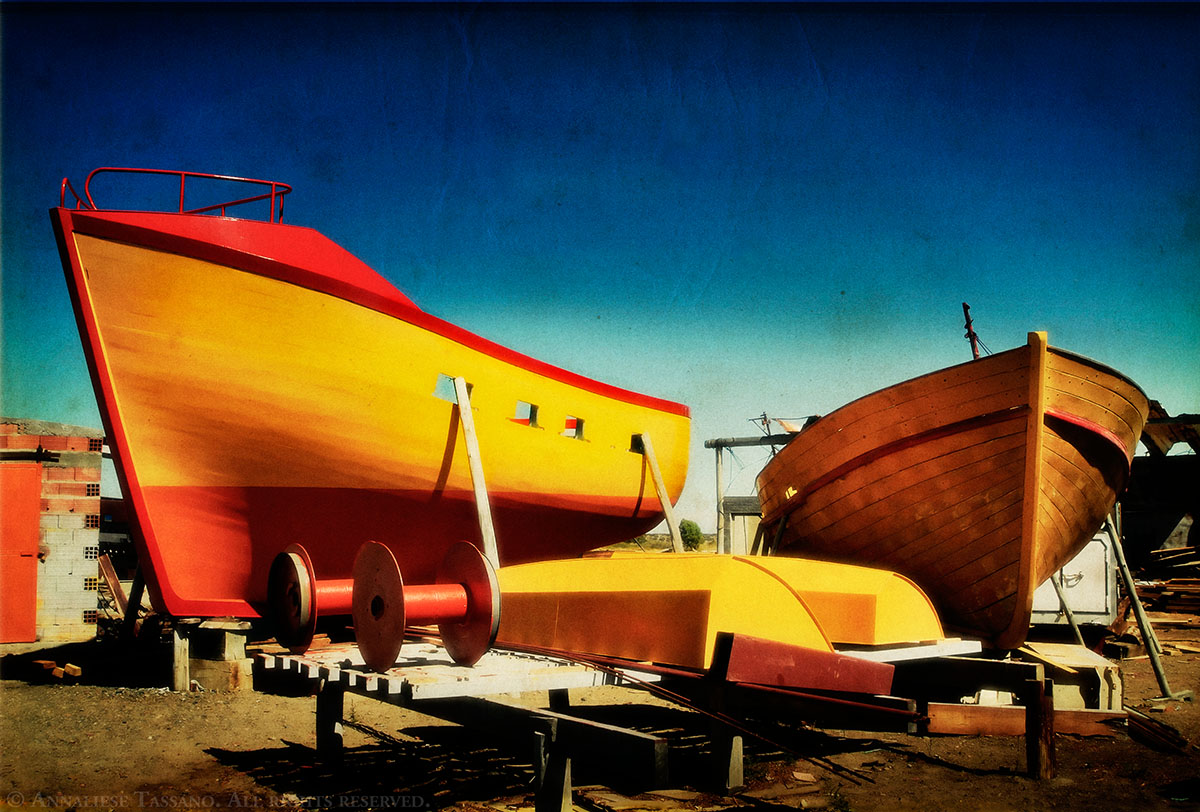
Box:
[1135, 547, 1200, 613]
[1145, 546, 1200, 578]
[1138, 579, 1200, 614]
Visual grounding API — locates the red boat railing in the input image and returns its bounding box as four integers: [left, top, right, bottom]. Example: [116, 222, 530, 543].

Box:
[59, 167, 292, 223]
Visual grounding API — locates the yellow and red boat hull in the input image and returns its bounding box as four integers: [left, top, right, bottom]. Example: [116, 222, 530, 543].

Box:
[51, 208, 690, 618]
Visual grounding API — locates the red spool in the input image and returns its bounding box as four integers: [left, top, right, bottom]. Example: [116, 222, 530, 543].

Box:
[267, 544, 355, 654]
[352, 540, 499, 672]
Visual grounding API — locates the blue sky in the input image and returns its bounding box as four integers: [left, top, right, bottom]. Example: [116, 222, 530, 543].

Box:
[3, 4, 1198, 530]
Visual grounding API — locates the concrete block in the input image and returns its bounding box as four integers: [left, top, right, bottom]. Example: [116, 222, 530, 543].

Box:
[191, 626, 250, 661]
[42, 528, 74, 546]
[39, 560, 73, 578]
[37, 624, 96, 644]
[189, 658, 254, 691]
[57, 513, 87, 529]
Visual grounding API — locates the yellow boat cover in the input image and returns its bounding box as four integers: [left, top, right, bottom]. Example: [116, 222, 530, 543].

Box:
[495, 553, 943, 669]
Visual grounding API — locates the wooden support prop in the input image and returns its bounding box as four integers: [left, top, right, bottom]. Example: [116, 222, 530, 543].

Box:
[353, 540, 499, 672]
[1021, 677, 1056, 780]
[172, 624, 190, 692]
[767, 513, 789, 557]
[548, 688, 571, 713]
[123, 566, 145, 638]
[533, 730, 573, 812]
[453, 376, 500, 569]
[925, 703, 1123, 737]
[1108, 511, 1192, 702]
[710, 719, 744, 794]
[696, 670, 745, 793]
[749, 522, 767, 556]
[97, 554, 128, 616]
[1050, 576, 1086, 647]
[315, 680, 345, 762]
[636, 433, 683, 553]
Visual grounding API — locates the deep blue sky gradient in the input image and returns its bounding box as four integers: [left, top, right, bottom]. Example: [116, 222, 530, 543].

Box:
[3, 4, 1198, 528]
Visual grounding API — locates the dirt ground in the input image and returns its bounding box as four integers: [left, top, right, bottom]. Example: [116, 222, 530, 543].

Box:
[2, 617, 1198, 812]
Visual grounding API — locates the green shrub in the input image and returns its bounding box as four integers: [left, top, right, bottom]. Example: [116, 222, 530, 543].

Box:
[680, 519, 704, 551]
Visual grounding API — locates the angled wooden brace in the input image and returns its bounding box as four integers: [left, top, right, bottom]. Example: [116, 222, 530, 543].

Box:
[636, 433, 684, 553]
[453, 376, 501, 568]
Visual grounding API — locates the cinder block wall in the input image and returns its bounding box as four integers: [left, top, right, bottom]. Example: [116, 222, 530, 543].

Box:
[1, 418, 105, 642]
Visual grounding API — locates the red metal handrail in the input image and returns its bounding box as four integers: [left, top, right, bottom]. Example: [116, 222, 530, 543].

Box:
[58, 167, 292, 223]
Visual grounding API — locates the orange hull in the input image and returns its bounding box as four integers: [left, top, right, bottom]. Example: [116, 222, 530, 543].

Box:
[51, 191, 689, 619]
[757, 333, 1147, 648]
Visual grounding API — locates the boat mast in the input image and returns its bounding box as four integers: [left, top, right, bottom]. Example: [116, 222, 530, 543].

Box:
[962, 302, 981, 360]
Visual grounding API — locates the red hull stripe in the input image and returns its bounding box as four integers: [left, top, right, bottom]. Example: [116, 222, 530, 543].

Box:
[1044, 406, 1131, 466]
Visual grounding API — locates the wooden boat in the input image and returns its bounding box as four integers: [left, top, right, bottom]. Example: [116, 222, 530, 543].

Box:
[756, 332, 1148, 649]
[51, 168, 690, 619]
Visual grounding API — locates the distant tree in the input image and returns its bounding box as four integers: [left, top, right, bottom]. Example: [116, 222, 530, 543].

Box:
[679, 519, 704, 551]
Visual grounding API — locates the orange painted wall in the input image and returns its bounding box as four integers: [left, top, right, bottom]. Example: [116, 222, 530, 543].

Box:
[1, 463, 42, 642]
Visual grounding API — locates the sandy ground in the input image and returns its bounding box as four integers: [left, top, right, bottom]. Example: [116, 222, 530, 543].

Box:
[2, 619, 1198, 812]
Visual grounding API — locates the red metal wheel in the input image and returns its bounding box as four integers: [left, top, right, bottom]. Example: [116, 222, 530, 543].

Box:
[437, 541, 500, 666]
[352, 541, 406, 673]
[267, 544, 317, 654]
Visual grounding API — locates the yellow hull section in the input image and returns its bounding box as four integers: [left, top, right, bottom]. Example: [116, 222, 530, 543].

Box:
[78, 233, 689, 496]
[63, 226, 689, 615]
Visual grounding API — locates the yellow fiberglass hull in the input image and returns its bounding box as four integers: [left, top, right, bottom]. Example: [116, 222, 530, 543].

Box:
[53, 208, 690, 618]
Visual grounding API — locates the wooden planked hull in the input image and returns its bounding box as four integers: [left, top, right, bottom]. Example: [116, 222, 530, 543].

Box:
[52, 206, 690, 619]
[757, 333, 1147, 648]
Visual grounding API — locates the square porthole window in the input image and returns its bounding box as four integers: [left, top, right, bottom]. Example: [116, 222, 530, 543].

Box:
[562, 416, 585, 440]
[512, 401, 539, 427]
[83, 610, 98, 624]
[433, 373, 472, 404]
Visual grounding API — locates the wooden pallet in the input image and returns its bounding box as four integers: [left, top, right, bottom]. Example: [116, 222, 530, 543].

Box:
[255, 640, 641, 701]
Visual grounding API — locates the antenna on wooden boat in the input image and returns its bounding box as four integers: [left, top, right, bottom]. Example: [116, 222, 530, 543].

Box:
[962, 302, 981, 360]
